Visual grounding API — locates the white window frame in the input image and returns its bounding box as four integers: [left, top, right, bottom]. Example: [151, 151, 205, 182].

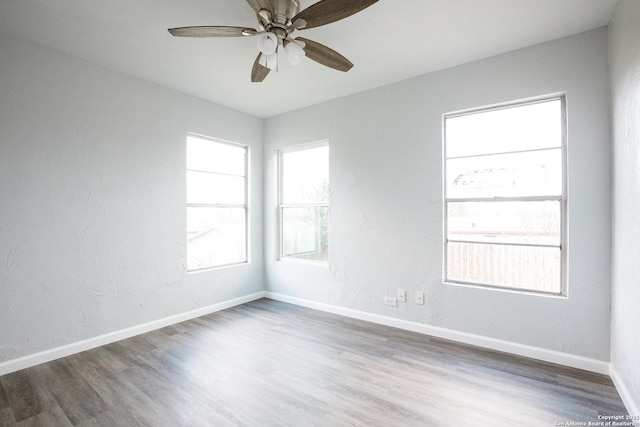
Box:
[278, 140, 329, 264]
[186, 133, 249, 272]
[443, 95, 567, 296]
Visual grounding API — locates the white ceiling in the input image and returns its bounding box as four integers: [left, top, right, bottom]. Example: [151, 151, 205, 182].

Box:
[0, 0, 617, 118]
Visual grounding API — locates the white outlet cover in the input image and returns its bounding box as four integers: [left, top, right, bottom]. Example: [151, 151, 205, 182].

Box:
[384, 296, 398, 307]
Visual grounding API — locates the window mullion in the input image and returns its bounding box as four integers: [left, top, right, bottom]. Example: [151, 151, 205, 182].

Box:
[446, 146, 562, 161]
[446, 196, 562, 203]
[446, 239, 561, 249]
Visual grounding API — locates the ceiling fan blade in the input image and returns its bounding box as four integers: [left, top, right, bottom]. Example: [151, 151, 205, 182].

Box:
[246, 0, 274, 14]
[296, 37, 353, 72]
[168, 26, 257, 38]
[292, 0, 378, 30]
[251, 53, 271, 82]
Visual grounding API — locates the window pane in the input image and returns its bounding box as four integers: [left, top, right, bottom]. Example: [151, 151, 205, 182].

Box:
[282, 145, 329, 204]
[187, 136, 245, 176]
[446, 99, 562, 158]
[446, 242, 561, 293]
[187, 207, 246, 270]
[187, 171, 245, 205]
[446, 149, 562, 199]
[282, 207, 328, 262]
[448, 201, 560, 245]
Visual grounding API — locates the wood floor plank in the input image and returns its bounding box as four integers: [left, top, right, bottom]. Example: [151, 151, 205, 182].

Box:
[0, 381, 9, 411]
[66, 350, 168, 427]
[5, 365, 73, 427]
[36, 358, 109, 425]
[0, 408, 16, 427]
[0, 299, 628, 426]
[0, 371, 42, 422]
[15, 405, 73, 427]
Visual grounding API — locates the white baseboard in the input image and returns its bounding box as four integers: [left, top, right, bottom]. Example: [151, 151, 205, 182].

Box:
[265, 292, 610, 375]
[0, 291, 266, 377]
[610, 365, 640, 422]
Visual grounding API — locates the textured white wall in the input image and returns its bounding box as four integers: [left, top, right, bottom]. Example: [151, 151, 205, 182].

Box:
[609, 0, 640, 415]
[264, 29, 612, 361]
[0, 33, 263, 363]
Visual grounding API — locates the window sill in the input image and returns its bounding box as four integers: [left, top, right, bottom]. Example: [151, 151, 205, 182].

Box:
[187, 260, 249, 274]
[443, 280, 567, 299]
[279, 258, 329, 267]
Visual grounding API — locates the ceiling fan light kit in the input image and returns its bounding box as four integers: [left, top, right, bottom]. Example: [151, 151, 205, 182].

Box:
[257, 32, 278, 55]
[258, 51, 279, 70]
[168, 0, 379, 82]
[284, 39, 306, 65]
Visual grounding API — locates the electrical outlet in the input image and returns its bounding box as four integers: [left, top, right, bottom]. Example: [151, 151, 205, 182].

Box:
[397, 289, 406, 303]
[416, 291, 424, 305]
[384, 296, 397, 307]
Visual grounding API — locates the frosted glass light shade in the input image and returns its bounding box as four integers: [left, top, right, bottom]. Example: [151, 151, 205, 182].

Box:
[284, 41, 306, 65]
[266, 52, 278, 70]
[257, 33, 278, 55]
[259, 52, 278, 70]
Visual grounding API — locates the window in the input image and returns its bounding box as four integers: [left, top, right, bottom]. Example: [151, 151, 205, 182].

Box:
[186, 134, 248, 271]
[279, 141, 329, 263]
[443, 96, 566, 295]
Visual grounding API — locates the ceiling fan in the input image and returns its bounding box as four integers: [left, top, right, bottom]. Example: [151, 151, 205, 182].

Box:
[168, 0, 378, 82]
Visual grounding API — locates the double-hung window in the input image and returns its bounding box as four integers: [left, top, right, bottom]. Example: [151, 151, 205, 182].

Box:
[186, 134, 248, 271]
[279, 141, 329, 263]
[443, 96, 566, 295]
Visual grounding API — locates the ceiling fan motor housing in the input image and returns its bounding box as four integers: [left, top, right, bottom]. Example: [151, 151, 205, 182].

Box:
[272, 0, 300, 23]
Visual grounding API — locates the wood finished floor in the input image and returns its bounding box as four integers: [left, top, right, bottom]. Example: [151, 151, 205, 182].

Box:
[0, 299, 627, 426]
